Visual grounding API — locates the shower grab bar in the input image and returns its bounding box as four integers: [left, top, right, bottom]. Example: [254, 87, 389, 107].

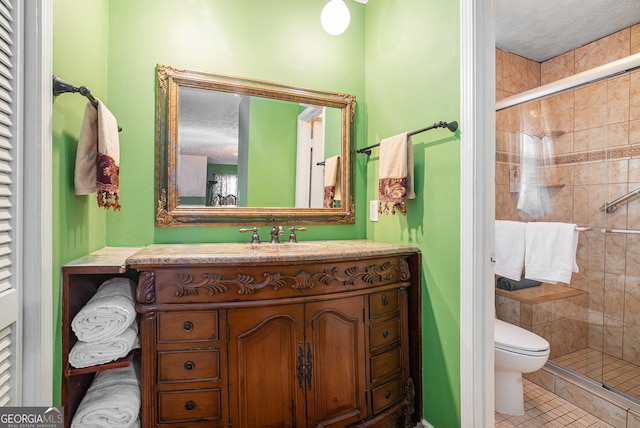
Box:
[601, 228, 640, 235]
[599, 187, 640, 213]
[356, 120, 458, 155]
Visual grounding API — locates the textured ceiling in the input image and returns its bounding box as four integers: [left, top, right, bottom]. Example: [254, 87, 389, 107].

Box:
[495, 0, 640, 62]
[178, 86, 241, 165]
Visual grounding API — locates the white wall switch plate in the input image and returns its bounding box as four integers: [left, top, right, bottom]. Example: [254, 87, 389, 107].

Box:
[370, 200, 379, 221]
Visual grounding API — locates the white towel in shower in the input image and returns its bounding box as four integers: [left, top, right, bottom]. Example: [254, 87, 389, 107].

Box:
[524, 222, 579, 284]
[69, 322, 140, 369]
[71, 362, 141, 428]
[494, 220, 526, 281]
[72, 277, 137, 342]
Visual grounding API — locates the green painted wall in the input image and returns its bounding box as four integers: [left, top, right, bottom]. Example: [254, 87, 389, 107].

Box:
[104, 0, 367, 245]
[52, 0, 111, 405]
[246, 97, 298, 207]
[364, 1, 461, 427]
[325, 107, 342, 158]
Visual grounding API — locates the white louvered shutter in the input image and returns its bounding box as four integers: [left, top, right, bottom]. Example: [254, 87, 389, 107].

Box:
[0, 0, 19, 407]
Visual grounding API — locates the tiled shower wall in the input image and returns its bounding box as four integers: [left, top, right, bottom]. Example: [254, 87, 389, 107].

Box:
[496, 23, 640, 365]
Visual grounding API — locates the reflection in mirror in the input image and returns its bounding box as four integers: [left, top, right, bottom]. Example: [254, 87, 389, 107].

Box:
[155, 65, 355, 226]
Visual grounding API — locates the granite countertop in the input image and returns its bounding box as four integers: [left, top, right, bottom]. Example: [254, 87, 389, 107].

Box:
[125, 240, 420, 266]
[63, 247, 144, 271]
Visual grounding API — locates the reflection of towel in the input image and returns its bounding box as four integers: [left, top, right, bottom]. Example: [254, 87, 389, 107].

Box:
[495, 220, 526, 281]
[524, 222, 579, 284]
[496, 275, 542, 291]
[74, 100, 121, 211]
[378, 132, 414, 215]
[323, 155, 341, 208]
[71, 362, 141, 428]
[72, 278, 137, 342]
[69, 323, 140, 369]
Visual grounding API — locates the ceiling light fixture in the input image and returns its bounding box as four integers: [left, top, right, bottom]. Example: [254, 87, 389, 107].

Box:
[320, 0, 367, 36]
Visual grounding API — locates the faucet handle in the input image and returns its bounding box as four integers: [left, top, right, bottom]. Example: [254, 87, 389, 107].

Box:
[288, 227, 307, 243]
[239, 227, 261, 244]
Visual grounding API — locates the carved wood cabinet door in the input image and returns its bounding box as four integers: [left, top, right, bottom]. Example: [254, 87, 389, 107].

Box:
[227, 296, 366, 428]
[227, 304, 306, 428]
[305, 297, 367, 427]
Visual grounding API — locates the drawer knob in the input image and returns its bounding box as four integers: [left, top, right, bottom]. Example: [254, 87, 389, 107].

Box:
[381, 294, 389, 306]
[184, 360, 195, 371]
[383, 329, 389, 338]
[183, 321, 194, 332]
[385, 390, 391, 399]
[185, 400, 196, 411]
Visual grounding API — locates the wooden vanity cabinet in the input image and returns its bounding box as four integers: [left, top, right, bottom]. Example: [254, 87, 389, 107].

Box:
[131, 246, 421, 428]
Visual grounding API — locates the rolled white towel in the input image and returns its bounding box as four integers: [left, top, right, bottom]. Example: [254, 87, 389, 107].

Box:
[69, 322, 140, 369]
[72, 277, 137, 343]
[71, 362, 141, 427]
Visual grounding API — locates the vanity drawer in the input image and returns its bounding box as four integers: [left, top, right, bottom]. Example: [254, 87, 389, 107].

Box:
[371, 347, 401, 383]
[369, 290, 398, 319]
[158, 388, 222, 423]
[158, 311, 219, 342]
[371, 378, 402, 413]
[370, 317, 400, 350]
[158, 349, 220, 382]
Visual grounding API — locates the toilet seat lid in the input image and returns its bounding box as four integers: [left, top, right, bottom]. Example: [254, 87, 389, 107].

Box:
[495, 319, 549, 355]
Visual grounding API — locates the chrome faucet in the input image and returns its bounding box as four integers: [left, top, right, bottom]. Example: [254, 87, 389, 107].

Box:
[270, 224, 284, 243]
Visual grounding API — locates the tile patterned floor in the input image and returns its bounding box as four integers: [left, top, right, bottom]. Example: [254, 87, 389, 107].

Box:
[553, 348, 640, 401]
[495, 378, 614, 427]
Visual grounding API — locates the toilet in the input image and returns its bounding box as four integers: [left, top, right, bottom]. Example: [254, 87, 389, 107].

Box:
[494, 318, 550, 415]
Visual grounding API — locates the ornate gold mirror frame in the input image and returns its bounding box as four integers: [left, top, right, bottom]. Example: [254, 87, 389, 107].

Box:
[155, 65, 356, 227]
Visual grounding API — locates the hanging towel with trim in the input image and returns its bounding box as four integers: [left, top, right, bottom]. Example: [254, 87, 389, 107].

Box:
[75, 100, 121, 210]
[323, 155, 341, 208]
[378, 132, 415, 215]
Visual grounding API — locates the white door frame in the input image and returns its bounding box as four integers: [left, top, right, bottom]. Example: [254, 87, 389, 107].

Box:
[460, 0, 494, 426]
[19, 0, 53, 405]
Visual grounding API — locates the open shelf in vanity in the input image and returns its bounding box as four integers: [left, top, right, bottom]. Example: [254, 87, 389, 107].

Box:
[61, 247, 142, 427]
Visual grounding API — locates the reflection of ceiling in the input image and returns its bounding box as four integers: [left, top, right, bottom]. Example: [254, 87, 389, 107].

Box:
[495, 0, 640, 62]
[178, 86, 241, 165]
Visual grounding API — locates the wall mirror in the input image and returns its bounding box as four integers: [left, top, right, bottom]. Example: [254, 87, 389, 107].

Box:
[155, 65, 356, 227]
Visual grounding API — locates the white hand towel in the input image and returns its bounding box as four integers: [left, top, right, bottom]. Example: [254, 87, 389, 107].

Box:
[72, 277, 137, 342]
[71, 362, 141, 428]
[74, 100, 121, 210]
[69, 323, 140, 369]
[75, 102, 98, 195]
[378, 132, 415, 215]
[524, 222, 579, 284]
[323, 155, 341, 208]
[494, 220, 526, 281]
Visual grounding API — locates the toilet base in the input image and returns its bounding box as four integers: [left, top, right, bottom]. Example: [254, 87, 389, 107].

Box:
[495, 369, 524, 415]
